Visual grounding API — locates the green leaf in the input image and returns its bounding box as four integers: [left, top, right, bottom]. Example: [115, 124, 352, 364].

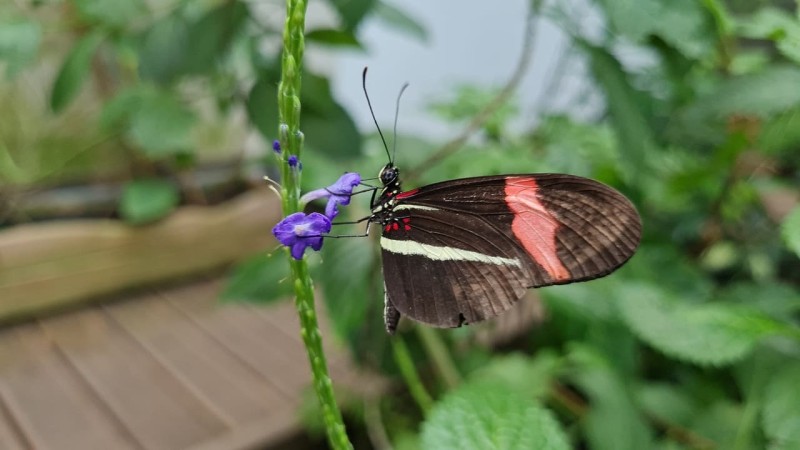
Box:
[138, 16, 186, 83]
[303, 104, 362, 158]
[99, 86, 146, 130]
[306, 28, 363, 48]
[615, 282, 785, 366]
[50, 32, 104, 113]
[468, 352, 561, 401]
[738, 8, 800, 64]
[73, 0, 146, 29]
[317, 236, 376, 344]
[781, 206, 800, 258]
[373, 1, 428, 42]
[654, 0, 715, 59]
[221, 253, 293, 304]
[0, 18, 41, 77]
[682, 66, 800, 123]
[420, 381, 570, 450]
[583, 43, 654, 183]
[246, 73, 280, 139]
[566, 344, 653, 450]
[181, 2, 248, 75]
[129, 90, 197, 157]
[636, 383, 696, 428]
[327, 0, 376, 30]
[762, 362, 800, 449]
[598, 0, 661, 41]
[758, 107, 800, 156]
[119, 179, 180, 225]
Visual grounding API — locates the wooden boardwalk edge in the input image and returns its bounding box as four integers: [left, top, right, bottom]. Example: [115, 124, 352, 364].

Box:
[0, 189, 282, 322]
[0, 279, 381, 450]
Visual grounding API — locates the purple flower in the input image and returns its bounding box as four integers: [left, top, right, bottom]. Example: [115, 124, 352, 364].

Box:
[300, 172, 361, 219]
[288, 155, 301, 169]
[272, 212, 332, 260]
[272, 140, 281, 153]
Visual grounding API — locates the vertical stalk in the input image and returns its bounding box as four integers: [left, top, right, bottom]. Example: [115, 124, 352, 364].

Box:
[277, 1, 352, 448]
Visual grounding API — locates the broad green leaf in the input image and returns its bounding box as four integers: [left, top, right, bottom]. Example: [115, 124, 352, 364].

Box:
[373, 1, 428, 42]
[758, 107, 800, 156]
[138, 14, 189, 84]
[221, 253, 292, 304]
[468, 352, 561, 401]
[682, 66, 800, 122]
[721, 282, 800, 321]
[690, 400, 752, 450]
[181, 2, 248, 75]
[583, 43, 653, 183]
[50, 32, 104, 113]
[781, 206, 800, 258]
[302, 76, 362, 158]
[762, 362, 800, 449]
[566, 344, 653, 450]
[246, 73, 280, 139]
[119, 179, 180, 225]
[99, 86, 146, 130]
[73, 0, 145, 29]
[738, 8, 800, 64]
[653, 0, 715, 59]
[249, 69, 362, 158]
[636, 383, 696, 428]
[598, 0, 661, 41]
[0, 18, 41, 77]
[306, 28, 363, 48]
[129, 90, 197, 157]
[615, 282, 786, 366]
[316, 235, 389, 367]
[303, 104, 362, 158]
[327, 0, 376, 31]
[420, 381, 569, 450]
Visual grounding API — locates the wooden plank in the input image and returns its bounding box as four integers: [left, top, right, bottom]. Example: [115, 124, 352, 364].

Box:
[0, 189, 282, 321]
[0, 394, 28, 450]
[0, 325, 140, 450]
[104, 291, 296, 427]
[163, 284, 316, 398]
[39, 309, 230, 450]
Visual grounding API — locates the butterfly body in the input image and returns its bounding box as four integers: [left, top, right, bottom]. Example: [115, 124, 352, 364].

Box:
[369, 164, 641, 334]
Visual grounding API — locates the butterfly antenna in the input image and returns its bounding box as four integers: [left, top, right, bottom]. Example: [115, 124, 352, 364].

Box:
[392, 82, 409, 163]
[362, 67, 392, 163]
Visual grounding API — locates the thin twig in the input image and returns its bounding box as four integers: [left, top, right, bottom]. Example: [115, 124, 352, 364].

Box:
[407, 3, 540, 181]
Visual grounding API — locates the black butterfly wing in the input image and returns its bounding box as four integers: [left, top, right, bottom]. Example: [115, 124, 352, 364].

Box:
[380, 174, 641, 332]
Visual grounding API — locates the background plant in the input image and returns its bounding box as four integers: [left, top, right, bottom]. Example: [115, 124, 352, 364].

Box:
[5, 0, 800, 448]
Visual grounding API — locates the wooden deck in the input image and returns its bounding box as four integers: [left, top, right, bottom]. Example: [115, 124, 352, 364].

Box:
[0, 279, 371, 450]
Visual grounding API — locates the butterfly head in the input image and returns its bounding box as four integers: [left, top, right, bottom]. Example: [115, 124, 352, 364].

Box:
[379, 163, 399, 187]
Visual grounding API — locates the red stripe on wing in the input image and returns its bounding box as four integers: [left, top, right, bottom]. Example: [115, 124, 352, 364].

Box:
[504, 177, 571, 282]
[395, 188, 419, 200]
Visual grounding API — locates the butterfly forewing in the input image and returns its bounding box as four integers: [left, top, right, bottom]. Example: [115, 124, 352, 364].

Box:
[378, 174, 641, 331]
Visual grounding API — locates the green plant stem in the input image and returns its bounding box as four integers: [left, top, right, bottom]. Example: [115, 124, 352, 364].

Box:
[391, 337, 433, 414]
[277, 0, 351, 448]
[415, 326, 462, 389]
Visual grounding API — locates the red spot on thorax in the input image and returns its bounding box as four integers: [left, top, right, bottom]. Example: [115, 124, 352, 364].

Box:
[396, 189, 419, 200]
[384, 224, 391, 232]
[402, 218, 410, 223]
[404, 225, 411, 231]
[504, 177, 570, 282]
[392, 222, 399, 231]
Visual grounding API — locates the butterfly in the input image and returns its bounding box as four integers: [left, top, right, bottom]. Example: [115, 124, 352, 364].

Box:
[367, 162, 641, 334]
[354, 69, 641, 334]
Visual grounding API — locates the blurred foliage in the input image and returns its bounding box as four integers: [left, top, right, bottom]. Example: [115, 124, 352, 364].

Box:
[0, 0, 421, 223]
[224, 0, 800, 448]
[6, 0, 800, 448]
